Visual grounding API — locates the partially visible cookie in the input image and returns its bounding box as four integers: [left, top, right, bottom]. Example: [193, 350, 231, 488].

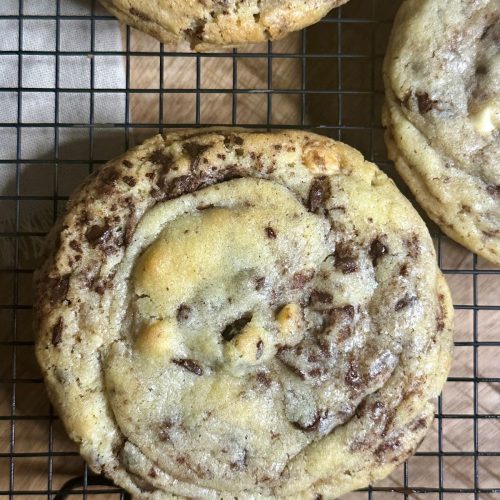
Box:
[34, 129, 453, 498]
[383, 0, 500, 264]
[99, 0, 349, 50]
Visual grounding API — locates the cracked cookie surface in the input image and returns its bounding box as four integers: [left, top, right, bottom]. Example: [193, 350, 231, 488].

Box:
[99, 0, 349, 50]
[35, 129, 453, 499]
[383, 0, 500, 264]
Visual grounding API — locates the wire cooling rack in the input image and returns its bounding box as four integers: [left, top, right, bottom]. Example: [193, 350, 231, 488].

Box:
[0, 0, 499, 498]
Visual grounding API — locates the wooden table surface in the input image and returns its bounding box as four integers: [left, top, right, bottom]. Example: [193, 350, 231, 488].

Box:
[1, 2, 499, 497]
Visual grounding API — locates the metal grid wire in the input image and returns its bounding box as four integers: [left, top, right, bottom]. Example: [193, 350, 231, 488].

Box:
[0, 0, 499, 498]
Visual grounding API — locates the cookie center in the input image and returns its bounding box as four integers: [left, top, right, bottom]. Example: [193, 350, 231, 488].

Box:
[132, 184, 329, 374]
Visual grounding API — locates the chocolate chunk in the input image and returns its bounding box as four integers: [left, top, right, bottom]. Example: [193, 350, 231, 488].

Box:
[416, 92, 438, 113]
[291, 410, 328, 432]
[69, 240, 81, 253]
[343, 304, 355, 321]
[308, 367, 322, 378]
[148, 468, 157, 478]
[406, 234, 420, 259]
[222, 314, 252, 342]
[223, 134, 245, 148]
[184, 18, 206, 45]
[399, 263, 409, 276]
[85, 224, 111, 247]
[291, 270, 314, 289]
[409, 416, 428, 432]
[172, 358, 203, 376]
[337, 325, 353, 342]
[265, 226, 277, 239]
[162, 166, 245, 200]
[183, 142, 210, 170]
[395, 295, 417, 311]
[256, 340, 264, 360]
[436, 293, 445, 332]
[369, 238, 387, 266]
[51, 317, 64, 346]
[256, 371, 272, 387]
[310, 290, 333, 305]
[255, 277, 266, 291]
[176, 304, 191, 322]
[150, 187, 164, 200]
[129, 7, 153, 22]
[183, 142, 210, 159]
[307, 176, 331, 213]
[122, 176, 137, 187]
[334, 243, 359, 274]
[149, 149, 173, 170]
[375, 437, 401, 459]
[101, 168, 119, 187]
[48, 275, 70, 304]
[317, 339, 331, 357]
[308, 352, 320, 363]
[327, 304, 355, 328]
[164, 175, 202, 199]
[122, 159, 133, 168]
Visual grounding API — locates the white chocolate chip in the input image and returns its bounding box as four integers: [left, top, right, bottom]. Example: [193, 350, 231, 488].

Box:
[135, 319, 184, 358]
[470, 98, 500, 135]
[276, 303, 305, 347]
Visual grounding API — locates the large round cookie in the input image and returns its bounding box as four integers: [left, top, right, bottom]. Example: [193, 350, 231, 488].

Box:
[99, 0, 349, 50]
[34, 129, 453, 498]
[383, 0, 500, 264]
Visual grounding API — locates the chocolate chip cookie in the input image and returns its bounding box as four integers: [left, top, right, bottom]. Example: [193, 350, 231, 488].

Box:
[35, 129, 453, 498]
[99, 0, 349, 50]
[383, 0, 500, 264]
